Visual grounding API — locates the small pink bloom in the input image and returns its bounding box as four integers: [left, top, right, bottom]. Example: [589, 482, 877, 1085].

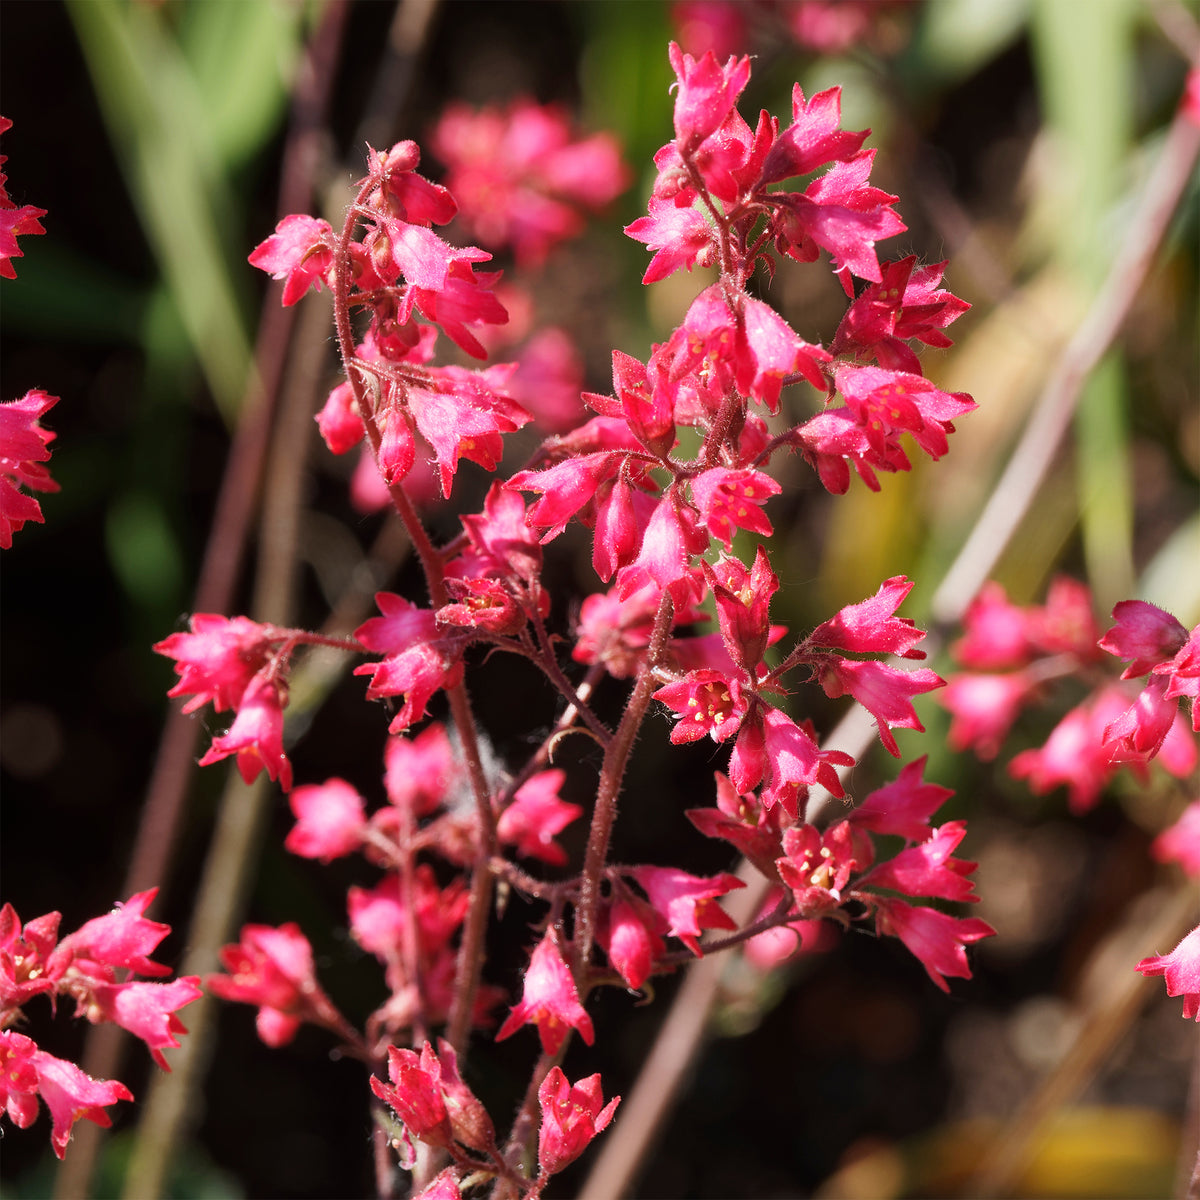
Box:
[690, 468, 780, 549]
[497, 770, 583, 867]
[537, 1067, 620, 1177]
[1102, 675, 1177, 763]
[814, 656, 944, 757]
[848, 756, 953, 842]
[874, 897, 994, 993]
[654, 669, 749, 744]
[495, 931, 593, 1054]
[198, 672, 292, 791]
[0, 389, 59, 548]
[1137, 924, 1200, 1020]
[153, 614, 276, 714]
[58, 888, 172, 978]
[940, 672, 1032, 760]
[668, 42, 752, 147]
[860, 822, 980, 904]
[630, 866, 745, 956]
[705, 546, 779, 674]
[248, 214, 334, 305]
[775, 822, 863, 916]
[762, 83, 868, 183]
[596, 888, 667, 990]
[207, 924, 335, 1048]
[809, 576, 927, 660]
[1151, 801, 1200, 879]
[1099, 600, 1189, 678]
[86, 977, 202, 1070]
[0, 904, 63, 1008]
[285, 779, 367, 863]
[384, 723, 457, 818]
[0, 1031, 133, 1160]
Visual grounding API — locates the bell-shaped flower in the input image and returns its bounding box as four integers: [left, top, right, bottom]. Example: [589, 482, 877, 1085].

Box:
[690, 468, 779, 550]
[85, 977, 202, 1070]
[537, 1067, 620, 1177]
[0, 1031, 132, 1160]
[686, 772, 787, 881]
[1, 389, 59, 548]
[248, 214, 334, 305]
[384, 723, 457, 818]
[0, 905, 63, 1009]
[495, 931, 593, 1055]
[775, 822, 863, 916]
[654, 669, 748, 744]
[940, 671, 1032, 761]
[154, 614, 276, 714]
[761, 83, 868, 184]
[873, 897, 994, 993]
[814, 656, 943, 757]
[1151, 801, 1200, 879]
[630, 866, 744, 956]
[1100, 600, 1189, 678]
[207, 923, 338, 1048]
[1102, 675, 1178, 764]
[198, 671, 292, 791]
[497, 770, 583, 867]
[437, 576, 525, 636]
[1137, 924, 1200, 1020]
[705, 547, 779, 675]
[596, 885, 667, 990]
[57, 889, 172, 978]
[951, 581, 1038, 670]
[809, 576, 927, 660]
[285, 779, 367, 863]
[860, 822, 980, 904]
[668, 42, 751, 148]
[847, 756, 953, 842]
[625, 194, 715, 284]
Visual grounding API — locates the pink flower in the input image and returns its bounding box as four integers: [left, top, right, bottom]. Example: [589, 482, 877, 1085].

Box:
[496, 770, 583, 866]
[285, 779, 367, 862]
[247, 214, 334, 305]
[848, 756, 953, 842]
[0, 1031, 132, 1159]
[1099, 600, 1189, 678]
[1151, 802, 1200, 878]
[860, 822, 980, 904]
[775, 822, 863, 916]
[537, 1067, 620, 1177]
[1, 389, 59, 548]
[809, 576, 928, 660]
[432, 98, 629, 267]
[814, 656, 944, 757]
[495, 931, 593, 1054]
[705, 547, 780, 674]
[630, 866, 744, 955]
[0, 118, 47, 279]
[384, 723, 457, 818]
[625, 193, 715, 283]
[655, 669, 749, 744]
[153, 614, 276, 714]
[874, 897, 994, 993]
[667, 42, 752, 148]
[690, 468, 780, 549]
[57, 888, 172, 978]
[940, 672, 1032, 760]
[0, 904, 63, 1009]
[198, 672, 292, 791]
[85, 977, 202, 1070]
[1137, 925, 1200, 1020]
[596, 888, 667, 990]
[207, 924, 336, 1048]
[761, 83, 868, 184]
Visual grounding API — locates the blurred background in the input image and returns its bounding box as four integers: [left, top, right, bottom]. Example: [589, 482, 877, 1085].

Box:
[1, 1, 1197, 1197]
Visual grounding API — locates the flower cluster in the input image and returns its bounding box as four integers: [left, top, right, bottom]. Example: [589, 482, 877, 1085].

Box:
[941, 579, 1198, 812]
[430, 98, 630, 267]
[161, 43, 991, 1195]
[0, 891, 200, 1158]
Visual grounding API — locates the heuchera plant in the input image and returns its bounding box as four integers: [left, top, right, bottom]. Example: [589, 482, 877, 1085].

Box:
[4, 36, 1194, 1194]
[149, 45, 1000, 1195]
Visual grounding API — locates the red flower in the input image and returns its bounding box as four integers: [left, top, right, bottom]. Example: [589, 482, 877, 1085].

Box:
[1137, 925, 1200, 1020]
[1, 389, 59, 548]
[247, 214, 334, 306]
[198, 671, 292, 791]
[847, 756, 953, 842]
[57, 888, 172, 978]
[596, 887, 667, 990]
[85, 977, 202, 1070]
[860, 822, 980, 904]
[809, 575, 927, 660]
[0, 1031, 132, 1160]
[153, 614, 276, 714]
[655, 669, 749, 745]
[1151, 801, 1200, 879]
[667, 42, 751, 148]
[285, 779, 367, 863]
[497, 770, 583, 867]
[814, 656, 944, 757]
[630, 866, 744, 955]
[537, 1067, 620, 1177]
[207, 924, 337, 1048]
[0, 904, 63, 1009]
[874, 897, 994, 993]
[0, 118, 47, 280]
[495, 931, 593, 1055]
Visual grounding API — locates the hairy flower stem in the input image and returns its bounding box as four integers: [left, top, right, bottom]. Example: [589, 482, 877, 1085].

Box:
[332, 188, 497, 1058]
[575, 591, 675, 971]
